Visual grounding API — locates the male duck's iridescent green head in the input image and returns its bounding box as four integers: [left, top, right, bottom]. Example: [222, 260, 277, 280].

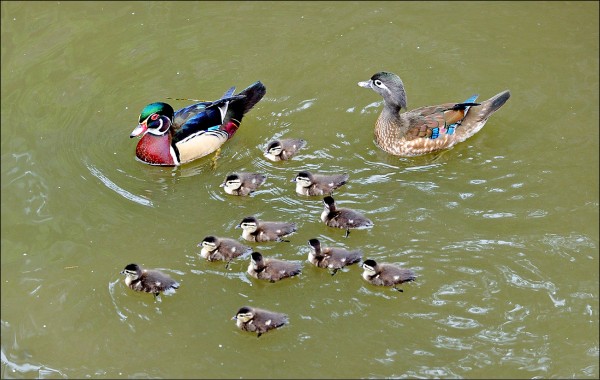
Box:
[358, 71, 407, 111]
[138, 102, 174, 123]
[130, 102, 175, 138]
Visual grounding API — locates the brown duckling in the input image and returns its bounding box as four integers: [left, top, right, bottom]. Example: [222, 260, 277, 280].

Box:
[232, 306, 289, 337]
[236, 216, 297, 242]
[321, 196, 374, 237]
[120, 263, 180, 298]
[220, 172, 267, 196]
[361, 259, 415, 292]
[307, 238, 362, 275]
[247, 251, 302, 282]
[198, 235, 252, 268]
[264, 138, 307, 161]
[292, 171, 349, 196]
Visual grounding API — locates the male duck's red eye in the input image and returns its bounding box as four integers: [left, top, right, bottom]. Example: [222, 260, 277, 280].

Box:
[150, 114, 160, 121]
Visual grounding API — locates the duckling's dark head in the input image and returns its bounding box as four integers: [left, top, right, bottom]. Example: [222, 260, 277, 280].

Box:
[198, 235, 217, 248]
[121, 263, 141, 275]
[323, 196, 336, 207]
[308, 238, 321, 250]
[124, 263, 140, 271]
[225, 174, 241, 182]
[233, 306, 255, 321]
[362, 259, 378, 269]
[293, 171, 313, 185]
[251, 252, 264, 262]
[222, 174, 242, 189]
[237, 216, 258, 228]
[236, 306, 252, 315]
[202, 236, 217, 244]
[297, 171, 313, 180]
[266, 140, 282, 155]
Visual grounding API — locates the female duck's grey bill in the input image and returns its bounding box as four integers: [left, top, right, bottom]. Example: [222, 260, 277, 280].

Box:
[358, 80, 372, 89]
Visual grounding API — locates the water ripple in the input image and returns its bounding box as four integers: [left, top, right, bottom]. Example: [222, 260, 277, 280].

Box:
[433, 334, 473, 350]
[3, 152, 52, 223]
[498, 265, 557, 292]
[437, 315, 482, 329]
[86, 162, 153, 207]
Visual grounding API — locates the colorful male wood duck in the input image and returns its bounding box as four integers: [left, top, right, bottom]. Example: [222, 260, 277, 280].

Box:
[130, 81, 266, 166]
[358, 72, 510, 156]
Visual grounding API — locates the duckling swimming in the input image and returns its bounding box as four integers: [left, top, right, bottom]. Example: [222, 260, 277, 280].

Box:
[232, 306, 289, 337]
[220, 172, 267, 196]
[292, 171, 349, 196]
[236, 216, 297, 242]
[321, 196, 373, 237]
[120, 263, 180, 298]
[307, 238, 362, 275]
[361, 259, 415, 292]
[247, 251, 302, 282]
[198, 235, 252, 268]
[264, 138, 306, 161]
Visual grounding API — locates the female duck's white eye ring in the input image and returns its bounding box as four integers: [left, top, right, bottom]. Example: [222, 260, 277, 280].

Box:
[374, 80, 383, 87]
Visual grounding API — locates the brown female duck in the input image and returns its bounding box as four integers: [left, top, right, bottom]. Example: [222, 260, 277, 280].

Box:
[358, 71, 510, 156]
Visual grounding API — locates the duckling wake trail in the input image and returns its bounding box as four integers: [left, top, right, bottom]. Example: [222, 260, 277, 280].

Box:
[85, 162, 153, 207]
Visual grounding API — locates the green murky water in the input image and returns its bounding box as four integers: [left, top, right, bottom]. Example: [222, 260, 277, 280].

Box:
[1, 1, 598, 378]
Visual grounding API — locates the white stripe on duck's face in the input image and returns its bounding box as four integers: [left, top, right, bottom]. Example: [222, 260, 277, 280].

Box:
[240, 222, 258, 232]
[147, 115, 171, 135]
[224, 178, 242, 191]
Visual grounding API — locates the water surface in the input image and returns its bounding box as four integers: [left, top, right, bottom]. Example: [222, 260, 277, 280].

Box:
[1, 1, 598, 379]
